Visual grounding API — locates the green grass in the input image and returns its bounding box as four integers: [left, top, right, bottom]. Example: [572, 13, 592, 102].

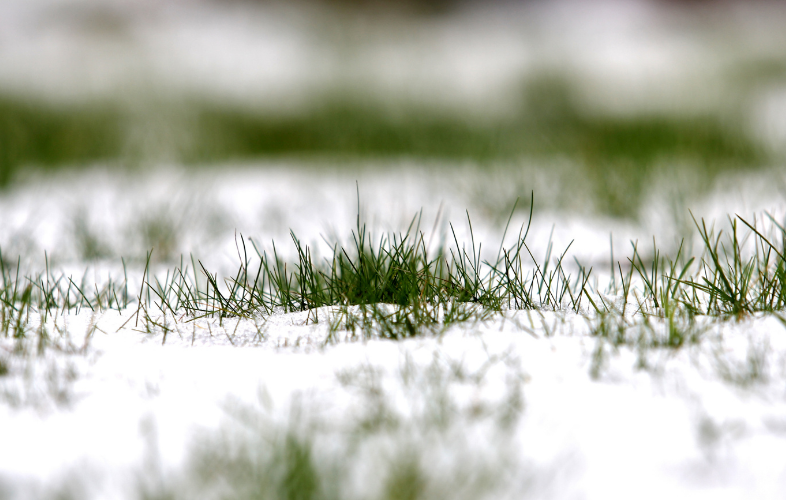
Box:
[137, 196, 590, 341]
[4, 206, 786, 337]
[4, 191, 786, 348]
[0, 80, 766, 217]
[581, 210, 786, 378]
[127, 200, 786, 347]
[0, 248, 129, 348]
[0, 97, 124, 185]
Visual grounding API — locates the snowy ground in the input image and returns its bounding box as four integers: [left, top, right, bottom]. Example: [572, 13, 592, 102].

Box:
[2, 303, 786, 499]
[3, 0, 786, 498]
[1, 165, 786, 499]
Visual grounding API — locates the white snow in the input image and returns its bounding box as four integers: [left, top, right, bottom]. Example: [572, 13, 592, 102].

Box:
[2, 307, 786, 499]
[1, 158, 786, 499]
[2, 1, 786, 498]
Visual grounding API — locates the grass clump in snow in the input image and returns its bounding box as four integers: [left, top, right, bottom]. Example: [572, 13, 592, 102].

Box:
[584, 211, 786, 378]
[4, 192, 786, 344]
[581, 211, 786, 321]
[680, 215, 786, 315]
[140, 197, 590, 339]
[0, 250, 131, 328]
[636, 214, 786, 317]
[111, 199, 786, 342]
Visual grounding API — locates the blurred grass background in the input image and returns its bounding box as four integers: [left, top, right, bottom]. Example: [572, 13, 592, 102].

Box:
[0, 78, 764, 217]
[1, 0, 784, 218]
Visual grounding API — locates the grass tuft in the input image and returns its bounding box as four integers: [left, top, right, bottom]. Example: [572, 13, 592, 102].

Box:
[137, 196, 589, 339]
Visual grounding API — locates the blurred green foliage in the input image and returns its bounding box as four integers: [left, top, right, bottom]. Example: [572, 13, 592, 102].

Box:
[0, 97, 123, 185]
[0, 80, 764, 216]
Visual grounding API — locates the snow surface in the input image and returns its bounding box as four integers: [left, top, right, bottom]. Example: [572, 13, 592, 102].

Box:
[2, 307, 786, 499]
[1, 164, 786, 499]
[2, 1, 786, 497]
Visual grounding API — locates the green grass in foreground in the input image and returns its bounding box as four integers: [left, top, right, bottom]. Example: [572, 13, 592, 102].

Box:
[2, 195, 786, 345]
[138, 197, 590, 340]
[0, 78, 765, 216]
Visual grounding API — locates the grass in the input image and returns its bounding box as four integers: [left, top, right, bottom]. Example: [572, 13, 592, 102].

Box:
[3, 195, 786, 345]
[0, 78, 766, 217]
[135, 195, 591, 341]
[0, 96, 124, 186]
[0, 248, 128, 354]
[2, 182, 786, 386]
[118, 199, 786, 367]
[578, 209, 786, 378]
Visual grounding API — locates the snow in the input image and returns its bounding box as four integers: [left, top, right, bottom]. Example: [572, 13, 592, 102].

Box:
[2, 1, 786, 497]
[2, 306, 786, 499]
